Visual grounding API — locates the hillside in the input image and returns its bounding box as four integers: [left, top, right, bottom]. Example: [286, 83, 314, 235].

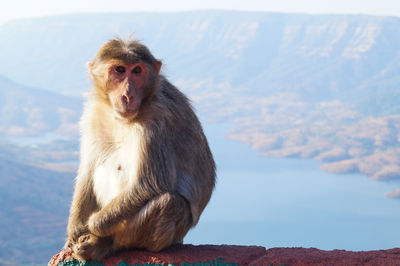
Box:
[0, 75, 81, 138]
[0, 156, 73, 264]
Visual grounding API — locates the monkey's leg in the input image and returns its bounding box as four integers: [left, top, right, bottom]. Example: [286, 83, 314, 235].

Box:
[113, 192, 192, 252]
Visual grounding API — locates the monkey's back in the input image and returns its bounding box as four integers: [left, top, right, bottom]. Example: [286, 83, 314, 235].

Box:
[140, 76, 216, 225]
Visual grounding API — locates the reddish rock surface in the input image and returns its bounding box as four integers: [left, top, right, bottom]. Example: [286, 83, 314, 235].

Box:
[49, 244, 400, 266]
[253, 247, 400, 266]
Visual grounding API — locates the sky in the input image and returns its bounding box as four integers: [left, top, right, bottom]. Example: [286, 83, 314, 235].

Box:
[1, 0, 400, 25]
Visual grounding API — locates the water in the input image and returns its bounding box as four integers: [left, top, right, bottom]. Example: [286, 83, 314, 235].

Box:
[6, 132, 69, 146]
[186, 123, 400, 251]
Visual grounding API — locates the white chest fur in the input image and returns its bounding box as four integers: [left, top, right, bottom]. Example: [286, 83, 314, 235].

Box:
[93, 125, 143, 208]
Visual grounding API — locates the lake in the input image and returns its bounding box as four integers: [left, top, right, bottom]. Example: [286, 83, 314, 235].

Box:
[186, 122, 400, 251]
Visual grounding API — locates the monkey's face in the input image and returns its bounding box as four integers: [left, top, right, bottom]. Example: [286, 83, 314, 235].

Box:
[106, 62, 149, 119]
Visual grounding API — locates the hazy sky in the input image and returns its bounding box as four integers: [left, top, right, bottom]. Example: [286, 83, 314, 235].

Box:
[2, 0, 400, 25]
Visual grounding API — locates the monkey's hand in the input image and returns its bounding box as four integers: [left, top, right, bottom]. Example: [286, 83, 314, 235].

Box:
[88, 211, 114, 237]
[88, 210, 129, 237]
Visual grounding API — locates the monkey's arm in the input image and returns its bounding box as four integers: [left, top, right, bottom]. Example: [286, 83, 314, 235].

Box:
[87, 184, 159, 237]
[67, 171, 99, 243]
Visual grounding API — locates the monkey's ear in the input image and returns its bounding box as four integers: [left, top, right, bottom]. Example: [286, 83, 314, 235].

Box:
[87, 61, 95, 70]
[155, 61, 162, 74]
[86, 61, 97, 80]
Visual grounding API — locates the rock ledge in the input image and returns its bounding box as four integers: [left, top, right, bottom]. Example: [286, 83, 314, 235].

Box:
[49, 244, 400, 266]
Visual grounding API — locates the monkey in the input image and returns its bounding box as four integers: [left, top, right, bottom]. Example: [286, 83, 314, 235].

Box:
[65, 38, 216, 261]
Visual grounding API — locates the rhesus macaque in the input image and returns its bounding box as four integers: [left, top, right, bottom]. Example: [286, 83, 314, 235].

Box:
[65, 38, 216, 261]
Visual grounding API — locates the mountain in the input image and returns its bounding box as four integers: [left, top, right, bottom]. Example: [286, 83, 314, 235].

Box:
[0, 156, 73, 264]
[0, 11, 399, 116]
[0, 74, 81, 137]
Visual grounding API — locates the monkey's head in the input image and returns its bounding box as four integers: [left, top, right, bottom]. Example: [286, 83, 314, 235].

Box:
[88, 38, 162, 120]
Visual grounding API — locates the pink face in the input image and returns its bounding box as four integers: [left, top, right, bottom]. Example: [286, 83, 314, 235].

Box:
[107, 62, 149, 119]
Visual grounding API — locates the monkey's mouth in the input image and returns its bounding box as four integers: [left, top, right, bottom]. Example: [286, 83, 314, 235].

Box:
[115, 108, 139, 119]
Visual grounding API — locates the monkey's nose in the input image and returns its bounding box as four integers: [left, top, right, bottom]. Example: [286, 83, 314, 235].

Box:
[122, 95, 134, 105]
[122, 95, 128, 105]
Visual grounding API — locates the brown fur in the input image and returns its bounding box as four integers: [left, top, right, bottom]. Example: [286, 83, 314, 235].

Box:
[65, 38, 216, 261]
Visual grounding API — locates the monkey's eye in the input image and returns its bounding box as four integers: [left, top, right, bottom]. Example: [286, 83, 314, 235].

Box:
[115, 66, 126, 73]
[132, 66, 142, 74]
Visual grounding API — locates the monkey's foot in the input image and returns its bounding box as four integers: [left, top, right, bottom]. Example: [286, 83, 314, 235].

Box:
[64, 238, 74, 250]
[72, 233, 114, 261]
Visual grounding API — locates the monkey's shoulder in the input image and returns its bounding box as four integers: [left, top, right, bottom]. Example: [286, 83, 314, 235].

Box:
[158, 77, 191, 105]
[156, 77, 199, 125]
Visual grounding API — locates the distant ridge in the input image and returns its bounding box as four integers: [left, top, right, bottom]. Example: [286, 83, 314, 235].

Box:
[0, 10, 399, 115]
[0, 74, 81, 137]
